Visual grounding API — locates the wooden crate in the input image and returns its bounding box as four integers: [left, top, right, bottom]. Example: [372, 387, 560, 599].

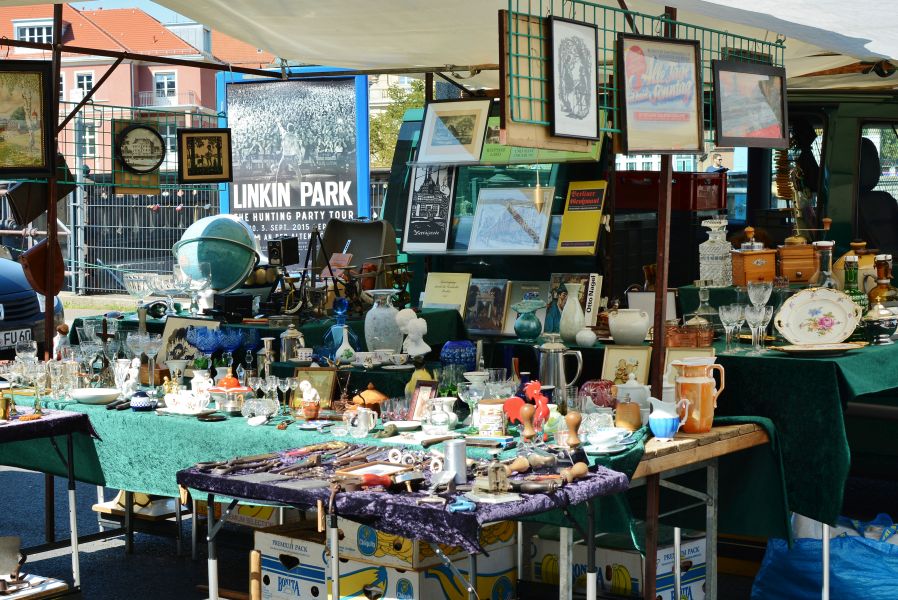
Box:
[731, 249, 777, 285]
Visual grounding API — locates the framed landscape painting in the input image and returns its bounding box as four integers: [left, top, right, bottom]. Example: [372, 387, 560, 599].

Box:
[416, 99, 491, 164]
[0, 61, 53, 177]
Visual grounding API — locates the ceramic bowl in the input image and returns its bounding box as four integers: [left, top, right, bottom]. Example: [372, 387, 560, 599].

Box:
[463, 371, 488, 384]
[130, 396, 158, 412]
[390, 353, 410, 365]
[71, 388, 120, 405]
[354, 352, 377, 365]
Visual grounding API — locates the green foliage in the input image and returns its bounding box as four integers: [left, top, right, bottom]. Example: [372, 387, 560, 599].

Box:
[369, 80, 424, 169]
[9, 106, 24, 121]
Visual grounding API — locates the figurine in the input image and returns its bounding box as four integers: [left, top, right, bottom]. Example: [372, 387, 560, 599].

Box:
[122, 357, 141, 399]
[403, 317, 431, 357]
[396, 308, 417, 334]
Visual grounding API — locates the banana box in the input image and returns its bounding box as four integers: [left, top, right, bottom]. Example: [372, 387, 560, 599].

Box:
[530, 532, 706, 600]
[255, 524, 330, 600]
[195, 500, 299, 530]
[333, 516, 517, 570]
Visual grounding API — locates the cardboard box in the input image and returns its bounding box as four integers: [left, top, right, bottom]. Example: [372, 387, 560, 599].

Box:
[195, 500, 300, 530]
[530, 531, 706, 600]
[255, 523, 517, 600]
[334, 516, 516, 570]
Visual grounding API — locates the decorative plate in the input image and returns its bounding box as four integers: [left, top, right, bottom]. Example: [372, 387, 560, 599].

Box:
[71, 388, 120, 405]
[771, 342, 867, 357]
[584, 443, 629, 455]
[773, 288, 863, 345]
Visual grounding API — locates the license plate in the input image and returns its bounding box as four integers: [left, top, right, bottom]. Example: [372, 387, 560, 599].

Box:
[0, 328, 31, 350]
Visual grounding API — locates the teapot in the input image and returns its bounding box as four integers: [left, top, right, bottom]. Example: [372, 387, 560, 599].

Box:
[648, 396, 690, 440]
[608, 309, 651, 345]
[616, 372, 651, 410]
[671, 357, 725, 434]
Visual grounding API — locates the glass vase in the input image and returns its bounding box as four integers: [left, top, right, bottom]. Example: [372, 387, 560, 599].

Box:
[364, 289, 403, 352]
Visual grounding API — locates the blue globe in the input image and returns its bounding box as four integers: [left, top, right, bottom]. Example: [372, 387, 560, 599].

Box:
[172, 215, 258, 292]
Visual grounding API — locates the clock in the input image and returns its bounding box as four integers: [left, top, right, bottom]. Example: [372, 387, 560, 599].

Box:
[116, 124, 166, 174]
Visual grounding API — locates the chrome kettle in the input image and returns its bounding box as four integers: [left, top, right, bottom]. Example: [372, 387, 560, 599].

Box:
[534, 334, 583, 408]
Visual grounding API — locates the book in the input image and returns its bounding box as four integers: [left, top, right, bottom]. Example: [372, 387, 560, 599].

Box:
[464, 279, 511, 335]
[557, 180, 607, 255]
[422, 272, 472, 316]
[545, 272, 602, 332]
[502, 280, 551, 336]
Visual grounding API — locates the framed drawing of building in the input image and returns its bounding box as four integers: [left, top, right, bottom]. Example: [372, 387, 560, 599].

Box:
[402, 165, 456, 252]
[177, 128, 233, 183]
[416, 99, 491, 164]
[0, 60, 53, 177]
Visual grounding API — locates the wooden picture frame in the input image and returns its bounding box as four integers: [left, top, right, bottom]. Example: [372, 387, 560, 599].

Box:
[601, 345, 652, 385]
[409, 379, 438, 421]
[617, 34, 703, 154]
[117, 123, 166, 174]
[416, 98, 491, 164]
[0, 60, 53, 177]
[664, 347, 716, 384]
[712, 60, 789, 149]
[547, 17, 600, 140]
[468, 186, 554, 252]
[293, 367, 338, 402]
[177, 127, 234, 183]
[402, 165, 456, 252]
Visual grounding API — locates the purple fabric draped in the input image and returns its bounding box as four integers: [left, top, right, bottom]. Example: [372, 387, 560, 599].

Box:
[0, 407, 99, 444]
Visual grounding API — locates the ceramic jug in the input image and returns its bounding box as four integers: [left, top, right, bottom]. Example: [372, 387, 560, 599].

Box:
[608, 309, 651, 345]
[648, 396, 690, 440]
[559, 283, 586, 344]
[671, 357, 725, 434]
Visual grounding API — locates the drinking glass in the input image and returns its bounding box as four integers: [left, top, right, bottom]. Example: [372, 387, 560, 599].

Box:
[126, 332, 146, 361]
[48, 360, 64, 400]
[759, 305, 775, 353]
[747, 281, 774, 307]
[151, 272, 183, 317]
[16, 340, 38, 362]
[143, 333, 163, 383]
[718, 304, 739, 354]
[123, 272, 153, 309]
[732, 304, 747, 348]
[487, 368, 507, 383]
[277, 377, 291, 416]
[456, 382, 483, 426]
[744, 305, 766, 355]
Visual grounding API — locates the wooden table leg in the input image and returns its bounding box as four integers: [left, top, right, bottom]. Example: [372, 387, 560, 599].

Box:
[644, 474, 660, 600]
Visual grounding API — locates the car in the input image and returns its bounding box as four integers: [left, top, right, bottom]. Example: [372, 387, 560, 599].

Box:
[0, 253, 64, 359]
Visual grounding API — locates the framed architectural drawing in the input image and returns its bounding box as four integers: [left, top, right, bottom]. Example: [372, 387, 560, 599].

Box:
[548, 17, 599, 140]
[402, 165, 456, 252]
[417, 99, 491, 164]
[468, 186, 554, 252]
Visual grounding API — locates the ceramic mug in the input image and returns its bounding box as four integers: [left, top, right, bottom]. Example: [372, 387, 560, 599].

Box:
[374, 349, 394, 364]
[354, 352, 376, 365]
[649, 416, 683, 440]
[390, 353, 410, 365]
[349, 407, 377, 438]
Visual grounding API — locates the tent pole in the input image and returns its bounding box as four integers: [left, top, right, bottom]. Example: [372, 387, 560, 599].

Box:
[44, 3, 62, 359]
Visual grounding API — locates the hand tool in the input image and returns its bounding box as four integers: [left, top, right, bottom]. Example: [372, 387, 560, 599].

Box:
[565, 411, 582, 449]
[473, 462, 511, 494]
[559, 462, 589, 485]
[503, 455, 531, 475]
[106, 399, 126, 410]
[510, 477, 562, 494]
[276, 419, 295, 430]
[195, 452, 279, 472]
[115, 401, 131, 410]
[331, 445, 381, 466]
[420, 435, 461, 448]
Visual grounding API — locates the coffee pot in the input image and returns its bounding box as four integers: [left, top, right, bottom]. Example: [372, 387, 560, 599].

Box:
[534, 334, 583, 409]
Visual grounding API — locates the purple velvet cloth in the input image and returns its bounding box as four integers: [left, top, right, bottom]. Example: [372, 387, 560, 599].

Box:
[177, 465, 629, 553]
[0, 407, 99, 444]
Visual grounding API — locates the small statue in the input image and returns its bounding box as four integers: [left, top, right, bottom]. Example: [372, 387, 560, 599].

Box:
[122, 357, 141, 399]
[403, 317, 431, 358]
[162, 376, 179, 395]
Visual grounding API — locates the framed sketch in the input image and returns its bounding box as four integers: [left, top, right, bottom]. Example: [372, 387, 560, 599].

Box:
[293, 367, 338, 402]
[0, 60, 53, 177]
[417, 99, 491, 164]
[409, 379, 438, 421]
[713, 60, 788, 149]
[617, 34, 703, 154]
[402, 165, 456, 252]
[117, 123, 166, 174]
[664, 347, 716, 384]
[548, 17, 599, 140]
[158, 317, 219, 364]
[468, 186, 554, 252]
[177, 128, 233, 183]
[601, 345, 652, 385]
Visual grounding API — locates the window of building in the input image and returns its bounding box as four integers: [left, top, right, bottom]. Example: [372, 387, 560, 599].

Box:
[75, 72, 93, 93]
[161, 123, 178, 155]
[58, 74, 64, 101]
[79, 123, 96, 157]
[15, 24, 52, 44]
[154, 72, 176, 98]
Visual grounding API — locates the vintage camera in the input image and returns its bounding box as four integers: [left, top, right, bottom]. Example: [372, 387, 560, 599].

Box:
[267, 237, 299, 267]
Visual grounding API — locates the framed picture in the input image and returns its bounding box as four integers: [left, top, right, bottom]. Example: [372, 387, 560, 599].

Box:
[468, 186, 554, 252]
[117, 123, 166, 174]
[712, 60, 789, 149]
[177, 128, 234, 183]
[409, 379, 438, 421]
[293, 367, 338, 402]
[416, 98, 491, 164]
[617, 34, 703, 154]
[601, 345, 652, 385]
[547, 17, 599, 140]
[158, 317, 219, 365]
[0, 60, 53, 177]
[664, 347, 716, 384]
[402, 165, 456, 252]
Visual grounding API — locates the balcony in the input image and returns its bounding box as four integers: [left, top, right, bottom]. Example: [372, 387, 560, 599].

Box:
[137, 90, 199, 109]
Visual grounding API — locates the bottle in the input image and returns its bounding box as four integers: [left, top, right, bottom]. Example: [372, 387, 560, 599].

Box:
[699, 219, 732, 287]
[867, 254, 898, 310]
[808, 241, 838, 289]
[842, 256, 869, 312]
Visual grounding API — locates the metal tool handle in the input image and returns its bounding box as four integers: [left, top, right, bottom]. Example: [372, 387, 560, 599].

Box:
[565, 411, 582, 448]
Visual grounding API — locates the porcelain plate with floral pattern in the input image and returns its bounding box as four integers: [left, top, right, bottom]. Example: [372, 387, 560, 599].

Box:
[772, 342, 867, 357]
[774, 288, 863, 345]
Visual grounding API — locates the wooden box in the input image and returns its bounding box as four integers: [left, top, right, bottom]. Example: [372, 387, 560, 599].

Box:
[778, 244, 816, 283]
[731, 249, 777, 285]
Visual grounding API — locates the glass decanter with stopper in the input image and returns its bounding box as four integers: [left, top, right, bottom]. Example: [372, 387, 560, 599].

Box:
[698, 219, 732, 287]
[687, 279, 722, 333]
[808, 240, 838, 289]
[867, 254, 898, 310]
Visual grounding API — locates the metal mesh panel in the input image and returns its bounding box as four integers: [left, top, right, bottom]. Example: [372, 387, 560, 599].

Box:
[506, 0, 785, 142]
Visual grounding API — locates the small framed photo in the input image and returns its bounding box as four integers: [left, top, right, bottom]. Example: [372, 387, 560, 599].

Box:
[664, 347, 716, 384]
[293, 367, 338, 403]
[177, 128, 233, 184]
[402, 165, 456, 252]
[468, 186, 554, 252]
[712, 60, 788, 149]
[547, 17, 599, 140]
[617, 34, 703, 154]
[417, 99, 491, 164]
[409, 379, 438, 421]
[0, 60, 54, 177]
[601, 345, 652, 385]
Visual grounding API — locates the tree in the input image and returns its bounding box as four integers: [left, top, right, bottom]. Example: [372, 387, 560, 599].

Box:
[369, 80, 425, 168]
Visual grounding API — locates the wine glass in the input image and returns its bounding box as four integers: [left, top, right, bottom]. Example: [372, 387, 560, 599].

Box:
[732, 304, 747, 348]
[759, 305, 775, 353]
[243, 376, 262, 418]
[126, 332, 145, 361]
[744, 305, 766, 355]
[456, 382, 483, 426]
[747, 281, 773, 307]
[277, 377, 291, 416]
[151, 272, 183, 317]
[16, 340, 38, 362]
[143, 333, 163, 391]
[217, 327, 245, 367]
[177, 261, 212, 317]
[718, 304, 739, 355]
[123, 272, 154, 309]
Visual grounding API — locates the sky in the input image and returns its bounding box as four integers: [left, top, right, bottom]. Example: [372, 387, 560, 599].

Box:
[72, 0, 190, 24]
